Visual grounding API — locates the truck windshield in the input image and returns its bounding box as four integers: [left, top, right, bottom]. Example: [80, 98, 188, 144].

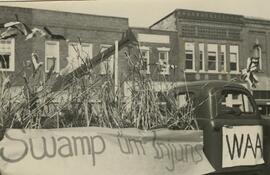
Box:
[217, 90, 254, 116]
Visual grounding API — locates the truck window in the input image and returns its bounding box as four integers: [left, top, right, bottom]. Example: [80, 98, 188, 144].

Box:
[218, 90, 254, 116]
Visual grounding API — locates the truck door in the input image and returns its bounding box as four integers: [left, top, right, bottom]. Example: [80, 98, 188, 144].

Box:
[204, 87, 264, 174]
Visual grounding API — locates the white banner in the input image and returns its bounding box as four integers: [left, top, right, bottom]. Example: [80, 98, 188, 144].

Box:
[0, 127, 214, 175]
[222, 125, 264, 168]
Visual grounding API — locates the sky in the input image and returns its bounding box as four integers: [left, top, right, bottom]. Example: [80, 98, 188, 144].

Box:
[0, 0, 270, 27]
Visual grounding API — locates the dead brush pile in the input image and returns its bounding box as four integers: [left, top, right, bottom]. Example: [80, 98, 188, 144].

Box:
[0, 41, 198, 135]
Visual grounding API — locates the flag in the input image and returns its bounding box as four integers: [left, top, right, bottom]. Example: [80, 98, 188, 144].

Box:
[241, 57, 259, 88]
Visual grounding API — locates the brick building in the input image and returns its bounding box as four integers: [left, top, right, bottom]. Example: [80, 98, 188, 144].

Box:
[151, 9, 270, 116]
[0, 6, 183, 102]
[0, 6, 128, 86]
[1, 6, 270, 115]
[125, 28, 180, 89]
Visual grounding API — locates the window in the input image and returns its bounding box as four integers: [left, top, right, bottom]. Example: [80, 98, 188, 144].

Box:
[81, 44, 92, 59]
[175, 92, 194, 108]
[220, 45, 226, 72]
[255, 45, 262, 70]
[199, 43, 205, 71]
[68, 42, 92, 70]
[208, 52, 217, 71]
[45, 41, 59, 73]
[100, 44, 114, 75]
[229, 45, 239, 72]
[174, 92, 195, 118]
[0, 39, 15, 71]
[69, 43, 79, 69]
[158, 47, 170, 75]
[207, 44, 218, 71]
[139, 46, 150, 74]
[218, 90, 254, 116]
[185, 42, 195, 70]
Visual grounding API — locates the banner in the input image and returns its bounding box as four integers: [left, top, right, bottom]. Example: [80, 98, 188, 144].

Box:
[222, 125, 264, 168]
[0, 127, 214, 175]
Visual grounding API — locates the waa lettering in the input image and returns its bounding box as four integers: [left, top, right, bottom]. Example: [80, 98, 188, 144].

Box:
[225, 133, 263, 160]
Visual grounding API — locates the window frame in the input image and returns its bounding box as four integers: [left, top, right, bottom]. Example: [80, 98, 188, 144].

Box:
[0, 38, 15, 72]
[229, 45, 239, 73]
[174, 92, 195, 109]
[220, 45, 227, 72]
[45, 40, 60, 73]
[139, 46, 150, 74]
[68, 42, 93, 69]
[100, 44, 114, 75]
[81, 43, 93, 60]
[199, 43, 205, 72]
[207, 44, 218, 72]
[157, 47, 170, 75]
[185, 42, 195, 72]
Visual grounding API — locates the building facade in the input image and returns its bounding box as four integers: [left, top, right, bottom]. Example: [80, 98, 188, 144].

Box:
[151, 9, 270, 116]
[1, 6, 270, 115]
[127, 28, 181, 89]
[0, 6, 128, 86]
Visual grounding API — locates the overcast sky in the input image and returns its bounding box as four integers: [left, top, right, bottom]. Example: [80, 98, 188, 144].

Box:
[1, 0, 270, 27]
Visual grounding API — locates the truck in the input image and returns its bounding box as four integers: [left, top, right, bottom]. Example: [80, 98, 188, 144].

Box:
[166, 80, 269, 175]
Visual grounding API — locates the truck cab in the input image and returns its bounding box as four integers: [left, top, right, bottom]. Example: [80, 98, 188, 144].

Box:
[167, 80, 266, 174]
